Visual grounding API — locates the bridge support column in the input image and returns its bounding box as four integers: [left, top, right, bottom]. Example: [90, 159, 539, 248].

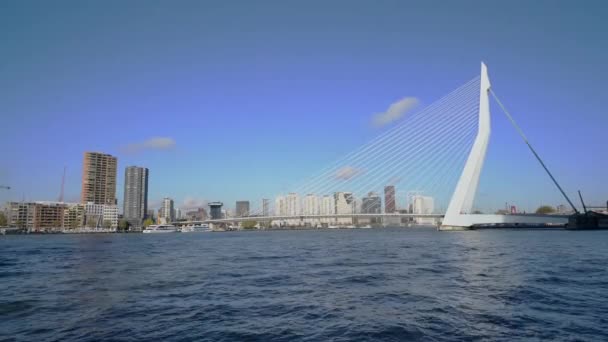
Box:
[441, 62, 491, 230]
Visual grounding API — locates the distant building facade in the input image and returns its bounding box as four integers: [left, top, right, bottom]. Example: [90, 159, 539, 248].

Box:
[158, 197, 175, 224]
[411, 195, 436, 225]
[209, 202, 223, 220]
[236, 201, 250, 217]
[334, 192, 354, 225]
[384, 185, 396, 213]
[84, 202, 118, 229]
[275, 196, 286, 216]
[362, 192, 382, 214]
[186, 208, 207, 221]
[5, 201, 116, 231]
[81, 152, 117, 205]
[303, 194, 319, 216]
[262, 199, 270, 217]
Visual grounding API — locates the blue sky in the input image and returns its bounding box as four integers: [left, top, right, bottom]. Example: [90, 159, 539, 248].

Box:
[1, 0, 606, 212]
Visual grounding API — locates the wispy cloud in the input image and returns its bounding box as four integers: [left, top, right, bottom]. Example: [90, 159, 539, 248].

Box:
[372, 97, 419, 127]
[122, 137, 176, 154]
[334, 166, 363, 180]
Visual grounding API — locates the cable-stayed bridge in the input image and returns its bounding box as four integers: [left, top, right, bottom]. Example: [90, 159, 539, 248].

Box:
[175, 63, 572, 230]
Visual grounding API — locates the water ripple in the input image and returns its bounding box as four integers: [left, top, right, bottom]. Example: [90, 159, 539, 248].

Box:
[1, 229, 608, 341]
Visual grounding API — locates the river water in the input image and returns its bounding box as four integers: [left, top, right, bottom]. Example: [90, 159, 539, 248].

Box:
[1, 228, 607, 341]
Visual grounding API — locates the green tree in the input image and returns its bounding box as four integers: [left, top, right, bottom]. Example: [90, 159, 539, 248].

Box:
[242, 220, 257, 229]
[535, 205, 556, 214]
[143, 218, 154, 228]
[118, 219, 130, 231]
[0, 212, 7, 226]
[102, 220, 112, 229]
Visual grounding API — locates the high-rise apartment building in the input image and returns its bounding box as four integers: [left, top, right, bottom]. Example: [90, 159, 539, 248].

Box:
[384, 185, 396, 213]
[236, 201, 250, 217]
[81, 152, 117, 205]
[123, 166, 149, 226]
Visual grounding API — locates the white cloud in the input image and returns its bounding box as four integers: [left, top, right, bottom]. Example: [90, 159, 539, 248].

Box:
[122, 137, 176, 153]
[372, 97, 419, 127]
[334, 166, 363, 180]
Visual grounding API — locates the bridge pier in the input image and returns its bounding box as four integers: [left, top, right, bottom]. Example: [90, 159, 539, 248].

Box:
[439, 214, 568, 230]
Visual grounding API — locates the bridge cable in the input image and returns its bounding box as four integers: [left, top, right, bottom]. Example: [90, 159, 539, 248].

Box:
[489, 89, 579, 214]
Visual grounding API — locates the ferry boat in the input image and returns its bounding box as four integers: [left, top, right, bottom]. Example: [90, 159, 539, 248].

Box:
[181, 224, 212, 233]
[142, 224, 179, 233]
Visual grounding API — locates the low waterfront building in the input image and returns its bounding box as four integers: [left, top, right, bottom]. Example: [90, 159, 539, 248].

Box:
[64, 203, 85, 229]
[83, 202, 118, 229]
[6, 202, 37, 231]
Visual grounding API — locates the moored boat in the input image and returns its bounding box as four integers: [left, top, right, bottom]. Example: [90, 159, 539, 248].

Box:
[143, 224, 179, 233]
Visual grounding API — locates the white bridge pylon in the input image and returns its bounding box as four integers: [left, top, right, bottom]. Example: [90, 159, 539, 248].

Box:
[440, 62, 567, 230]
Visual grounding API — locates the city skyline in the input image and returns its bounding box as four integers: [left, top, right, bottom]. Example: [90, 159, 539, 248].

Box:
[1, 1, 606, 212]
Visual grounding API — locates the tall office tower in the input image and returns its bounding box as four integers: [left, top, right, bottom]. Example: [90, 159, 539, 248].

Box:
[159, 197, 175, 223]
[81, 152, 117, 205]
[123, 166, 149, 226]
[286, 193, 300, 216]
[262, 199, 270, 217]
[275, 196, 286, 216]
[236, 201, 250, 217]
[384, 185, 396, 213]
[303, 194, 319, 215]
[208, 202, 223, 220]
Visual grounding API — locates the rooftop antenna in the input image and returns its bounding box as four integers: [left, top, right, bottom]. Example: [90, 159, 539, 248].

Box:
[58, 166, 66, 203]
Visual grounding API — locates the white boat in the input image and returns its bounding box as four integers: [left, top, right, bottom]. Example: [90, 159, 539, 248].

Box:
[142, 224, 179, 233]
[181, 224, 212, 233]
